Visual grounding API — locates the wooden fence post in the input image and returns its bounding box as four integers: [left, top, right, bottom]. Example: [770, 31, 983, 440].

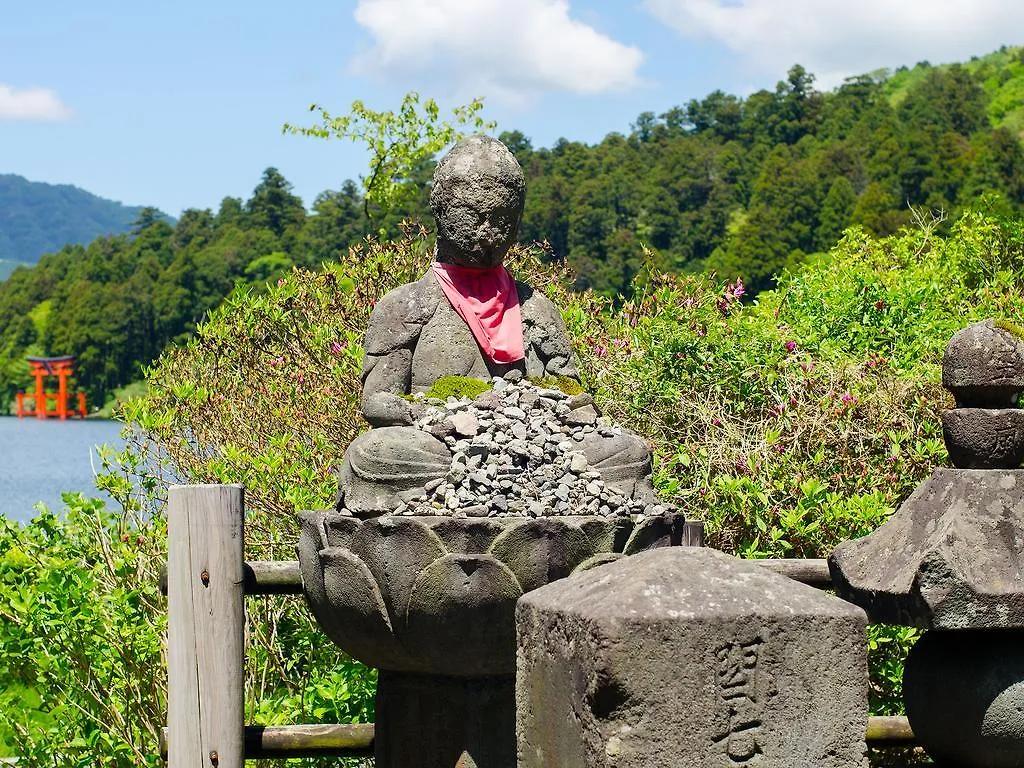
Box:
[168, 485, 245, 768]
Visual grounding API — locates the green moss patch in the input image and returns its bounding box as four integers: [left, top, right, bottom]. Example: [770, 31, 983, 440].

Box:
[422, 375, 493, 401]
[528, 374, 584, 396]
[994, 318, 1024, 340]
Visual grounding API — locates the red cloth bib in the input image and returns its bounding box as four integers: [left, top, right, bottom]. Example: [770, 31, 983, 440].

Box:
[431, 262, 525, 364]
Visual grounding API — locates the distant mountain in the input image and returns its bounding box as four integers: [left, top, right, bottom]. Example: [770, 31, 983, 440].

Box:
[0, 174, 171, 266]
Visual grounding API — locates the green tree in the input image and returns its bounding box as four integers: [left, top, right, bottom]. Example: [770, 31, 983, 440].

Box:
[854, 181, 906, 236]
[244, 168, 305, 237]
[899, 65, 990, 137]
[284, 92, 495, 222]
[130, 206, 165, 235]
[817, 176, 857, 250]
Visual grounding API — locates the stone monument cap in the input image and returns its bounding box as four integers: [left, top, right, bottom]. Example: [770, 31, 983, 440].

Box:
[521, 546, 865, 622]
[517, 547, 868, 768]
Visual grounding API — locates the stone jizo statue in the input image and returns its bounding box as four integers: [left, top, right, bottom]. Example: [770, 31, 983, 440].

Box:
[337, 135, 656, 517]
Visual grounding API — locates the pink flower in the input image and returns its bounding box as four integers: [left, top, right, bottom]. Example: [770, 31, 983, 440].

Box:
[785, 340, 797, 354]
[330, 341, 344, 356]
[718, 278, 747, 314]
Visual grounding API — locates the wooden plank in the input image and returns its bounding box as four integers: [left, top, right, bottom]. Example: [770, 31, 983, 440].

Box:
[753, 558, 833, 589]
[160, 724, 376, 760]
[167, 485, 245, 768]
[170, 559, 834, 595]
[167, 487, 204, 768]
[681, 521, 705, 547]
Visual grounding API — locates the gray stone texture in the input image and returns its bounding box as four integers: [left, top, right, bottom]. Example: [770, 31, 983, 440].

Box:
[942, 408, 1024, 469]
[345, 378, 663, 520]
[297, 509, 673, 677]
[341, 375, 661, 518]
[337, 427, 452, 517]
[374, 671, 516, 768]
[943, 319, 1024, 408]
[828, 468, 1024, 628]
[362, 272, 577, 409]
[430, 134, 526, 269]
[516, 547, 868, 768]
[903, 629, 1024, 768]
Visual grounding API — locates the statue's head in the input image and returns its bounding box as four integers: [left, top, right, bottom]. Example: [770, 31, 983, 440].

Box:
[430, 135, 525, 268]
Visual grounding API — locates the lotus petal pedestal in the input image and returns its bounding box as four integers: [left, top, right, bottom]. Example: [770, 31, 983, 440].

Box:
[297, 511, 674, 768]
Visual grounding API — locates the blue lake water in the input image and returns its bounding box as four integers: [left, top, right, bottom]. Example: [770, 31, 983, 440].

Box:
[0, 417, 125, 523]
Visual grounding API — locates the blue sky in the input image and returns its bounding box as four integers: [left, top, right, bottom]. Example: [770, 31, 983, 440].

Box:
[2, 0, 1021, 217]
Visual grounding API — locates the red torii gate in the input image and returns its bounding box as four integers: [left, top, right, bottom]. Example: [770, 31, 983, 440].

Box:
[16, 355, 87, 420]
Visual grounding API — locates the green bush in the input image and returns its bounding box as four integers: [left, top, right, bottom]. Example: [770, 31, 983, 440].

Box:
[0, 495, 164, 766]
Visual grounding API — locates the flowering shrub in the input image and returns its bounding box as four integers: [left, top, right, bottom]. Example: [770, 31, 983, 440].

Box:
[542, 208, 1023, 720]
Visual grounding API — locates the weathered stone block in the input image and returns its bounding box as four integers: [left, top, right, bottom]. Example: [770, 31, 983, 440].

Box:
[516, 547, 868, 768]
[829, 469, 1024, 628]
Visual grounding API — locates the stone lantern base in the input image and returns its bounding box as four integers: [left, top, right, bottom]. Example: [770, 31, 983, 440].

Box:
[904, 630, 1024, 768]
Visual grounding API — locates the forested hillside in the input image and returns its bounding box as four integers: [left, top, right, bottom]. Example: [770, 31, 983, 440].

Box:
[0, 171, 371, 408]
[1, 46, 1024, 410]
[0, 174, 166, 267]
[514, 46, 1024, 295]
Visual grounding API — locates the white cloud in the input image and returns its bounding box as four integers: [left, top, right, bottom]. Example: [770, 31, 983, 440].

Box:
[645, 0, 1024, 87]
[0, 85, 72, 121]
[351, 0, 644, 103]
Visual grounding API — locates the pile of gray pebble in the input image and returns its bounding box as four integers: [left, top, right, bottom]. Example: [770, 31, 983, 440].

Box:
[389, 376, 673, 519]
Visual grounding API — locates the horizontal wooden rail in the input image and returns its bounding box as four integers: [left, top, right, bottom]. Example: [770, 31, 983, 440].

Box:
[161, 560, 303, 596]
[239, 560, 303, 594]
[160, 724, 375, 760]
[158, 717, 911, 760]
[754, 558, 833, 589]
